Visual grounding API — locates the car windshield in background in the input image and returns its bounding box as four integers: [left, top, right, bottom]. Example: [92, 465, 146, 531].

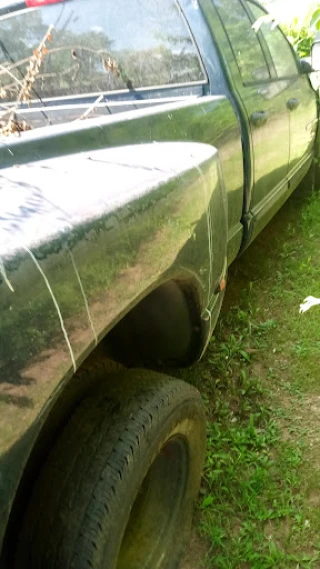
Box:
[0, 0, 206, 104]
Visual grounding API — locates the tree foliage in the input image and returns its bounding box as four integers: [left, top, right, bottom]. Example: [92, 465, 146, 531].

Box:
[260, 2, 320, 58]
[282, 18, 315, 58]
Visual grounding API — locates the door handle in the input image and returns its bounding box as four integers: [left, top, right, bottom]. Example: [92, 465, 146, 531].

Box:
[250, 111, 269, 127]
[287, 98, 300, 111]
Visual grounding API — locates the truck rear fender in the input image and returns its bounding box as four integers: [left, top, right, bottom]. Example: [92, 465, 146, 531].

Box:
[0, 139, 228, 558]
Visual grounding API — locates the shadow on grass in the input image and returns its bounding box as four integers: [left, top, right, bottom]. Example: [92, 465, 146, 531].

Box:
[225, 181, 313, 312]
[181, 180, 316, 569]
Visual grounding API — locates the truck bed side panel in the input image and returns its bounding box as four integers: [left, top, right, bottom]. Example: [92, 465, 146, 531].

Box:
[0, 98, 240, 552]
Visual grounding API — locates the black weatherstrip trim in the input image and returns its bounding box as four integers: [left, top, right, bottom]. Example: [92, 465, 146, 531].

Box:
[0, 2, 26, 17]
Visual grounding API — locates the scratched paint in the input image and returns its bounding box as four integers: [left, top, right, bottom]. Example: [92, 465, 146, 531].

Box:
[0, 258, 14, 292]
[69, 250, 98, 346]
[23, 246, 77, 372]
[196, 165, 213, 295]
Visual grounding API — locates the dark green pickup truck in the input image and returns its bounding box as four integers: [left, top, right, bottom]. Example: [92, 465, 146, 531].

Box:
[0, 0, 318, 567]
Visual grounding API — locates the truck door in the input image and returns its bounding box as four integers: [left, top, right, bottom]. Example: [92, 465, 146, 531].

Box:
[248, 2, 318, 183]
[212, 0, 290, 216]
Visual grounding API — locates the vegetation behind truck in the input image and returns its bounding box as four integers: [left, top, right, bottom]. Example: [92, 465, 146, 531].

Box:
[0, 0, 318, 567]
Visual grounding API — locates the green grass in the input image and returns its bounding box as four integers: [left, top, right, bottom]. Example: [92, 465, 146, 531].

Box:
[180, 182, 320, 568]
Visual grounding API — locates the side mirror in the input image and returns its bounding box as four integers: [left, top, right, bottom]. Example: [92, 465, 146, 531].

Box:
[300, 58, 313, 74]
[312, 40, 320, 72]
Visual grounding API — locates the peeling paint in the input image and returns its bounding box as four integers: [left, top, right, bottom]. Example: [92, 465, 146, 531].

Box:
[0, 141, 13, 157]
[69, 250, 98, 346]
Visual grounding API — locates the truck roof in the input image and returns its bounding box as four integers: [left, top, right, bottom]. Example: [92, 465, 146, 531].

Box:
[0, 0, 67, 18]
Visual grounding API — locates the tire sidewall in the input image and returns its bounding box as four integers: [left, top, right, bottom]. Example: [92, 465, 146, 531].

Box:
[97, 399, 206, 569]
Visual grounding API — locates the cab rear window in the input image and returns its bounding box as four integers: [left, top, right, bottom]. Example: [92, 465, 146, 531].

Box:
[0, 0, 206, 103]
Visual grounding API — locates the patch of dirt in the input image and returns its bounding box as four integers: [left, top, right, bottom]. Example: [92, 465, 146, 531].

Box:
[307, 490, 320, 508]
[294, 394, 320, 452]
[181, 529, 210, 569]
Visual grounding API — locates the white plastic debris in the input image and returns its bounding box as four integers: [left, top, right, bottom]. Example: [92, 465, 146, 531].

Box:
[299, 296, 320, 314]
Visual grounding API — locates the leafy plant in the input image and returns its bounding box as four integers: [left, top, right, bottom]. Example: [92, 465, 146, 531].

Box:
[259, 2, 320, 58]
[283, 18, 315, 58]
[310, 7, 320, 30]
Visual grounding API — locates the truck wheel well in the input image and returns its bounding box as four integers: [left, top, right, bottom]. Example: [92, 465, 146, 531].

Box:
[2, 279, 203, 567]
[104, 279, 203, 368]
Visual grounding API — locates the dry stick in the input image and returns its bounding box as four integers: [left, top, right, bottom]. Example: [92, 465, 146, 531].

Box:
[76, 94, 103, 121]
[0, 57, 33, 77]
[17, 24, 54, 105]
[0, 37, 125, 133]
[0, 24, 54, 136]
[0, 46, 106, 78]
[0, 102, 13, 115]
[0, 64, 24, 89]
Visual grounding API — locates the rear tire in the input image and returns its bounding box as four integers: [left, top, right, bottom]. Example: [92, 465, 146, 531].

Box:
[15, 369, 206, 569]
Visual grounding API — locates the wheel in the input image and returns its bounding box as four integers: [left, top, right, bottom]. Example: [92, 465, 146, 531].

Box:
[15, 369, 206, 569]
